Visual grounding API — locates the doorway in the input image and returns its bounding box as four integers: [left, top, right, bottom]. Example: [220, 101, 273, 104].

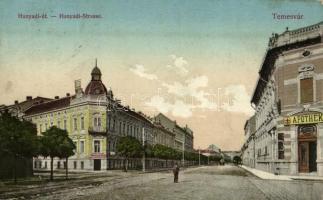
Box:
[298, 125, 317, 173]
[94, 159, 101, 171]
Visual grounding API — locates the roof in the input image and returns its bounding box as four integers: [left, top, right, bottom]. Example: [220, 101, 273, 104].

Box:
[84, 80, 108, 95]
[153, 122, 175, 135]
[251, 35, 322, 105]
[24, 96, 72, 115]
[0, 96, 52, 112]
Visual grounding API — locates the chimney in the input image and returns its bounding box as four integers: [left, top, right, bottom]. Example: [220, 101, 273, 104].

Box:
[66, 93, 70, 97]
[55, 96, 59, 99]
[14, 100, 19, 104]
[26, 96, 32, 101]
[74, 79, 83, 98]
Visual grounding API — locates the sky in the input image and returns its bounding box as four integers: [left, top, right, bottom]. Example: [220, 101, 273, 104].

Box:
[0, 0, 323, 150]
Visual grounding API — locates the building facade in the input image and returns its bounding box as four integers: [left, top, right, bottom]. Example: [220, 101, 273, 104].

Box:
[242, 21, 323, 176]
[1, 61, 195, 171]
[241, 116, 256, 168]
[154, 113, 194, 152]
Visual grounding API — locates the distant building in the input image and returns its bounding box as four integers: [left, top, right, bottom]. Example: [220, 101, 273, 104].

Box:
[241, 21, 323, 176]
[154, 113, 194, 152]
[207, 144, 221, 153]
[241, 116, 256, 168]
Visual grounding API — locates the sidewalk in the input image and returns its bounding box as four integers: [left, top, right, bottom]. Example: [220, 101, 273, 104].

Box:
[241, 165, 323, 181]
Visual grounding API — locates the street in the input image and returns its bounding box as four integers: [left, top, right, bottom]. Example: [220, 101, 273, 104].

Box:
[2, 165, 323, 200]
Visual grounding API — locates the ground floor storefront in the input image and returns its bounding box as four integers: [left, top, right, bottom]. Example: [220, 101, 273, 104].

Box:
[244, 111, 323, 177]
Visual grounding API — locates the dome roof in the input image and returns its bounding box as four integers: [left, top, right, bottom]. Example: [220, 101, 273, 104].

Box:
[91, 66, 101, 76]
[85, 61, 108, 96]
[84, 80, 108, 95]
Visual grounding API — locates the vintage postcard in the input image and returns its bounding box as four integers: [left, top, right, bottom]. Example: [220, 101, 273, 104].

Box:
[0, 0, 323, 199]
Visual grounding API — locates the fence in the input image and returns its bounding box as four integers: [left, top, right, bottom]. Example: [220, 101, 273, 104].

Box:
[106, 157, 217, 170]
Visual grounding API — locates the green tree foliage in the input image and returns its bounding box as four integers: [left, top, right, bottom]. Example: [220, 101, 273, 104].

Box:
[152, 144, 182, 160]
[39, 126, 75, 180]
[233, 156, 242, 165]
[57, 136, 76, 179]
[116, 136, 143, 171]
[0, 110, 38, 183]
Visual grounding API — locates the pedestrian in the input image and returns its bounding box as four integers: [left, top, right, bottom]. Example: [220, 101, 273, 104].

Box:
[173, 164, 180, 183]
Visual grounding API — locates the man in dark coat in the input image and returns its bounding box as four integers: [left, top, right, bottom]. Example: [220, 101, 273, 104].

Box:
[173, 164, 180, 183]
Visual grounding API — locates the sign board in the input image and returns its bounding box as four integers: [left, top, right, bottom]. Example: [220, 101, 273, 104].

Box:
[284, 113, 323, 125]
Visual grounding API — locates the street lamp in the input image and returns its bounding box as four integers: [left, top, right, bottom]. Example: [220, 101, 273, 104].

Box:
[142, 127, 145, 173]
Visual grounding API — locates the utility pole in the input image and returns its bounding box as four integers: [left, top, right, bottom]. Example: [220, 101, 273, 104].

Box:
[199, 147, 201, 166]
[182, 134, 185, 167]
[142, 127, 145, 173]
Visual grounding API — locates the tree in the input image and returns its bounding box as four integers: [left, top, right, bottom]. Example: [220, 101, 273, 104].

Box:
[116, 136, 143, 172]
[0, 110, 38, 183]
[58, 136, 76, 180]
[39, 126, 75, 180]
[233, 156, 242, 165]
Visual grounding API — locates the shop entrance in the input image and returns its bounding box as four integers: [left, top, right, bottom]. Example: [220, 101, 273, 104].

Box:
[298, 125, 317, 173]
[94, 159, 101, 171]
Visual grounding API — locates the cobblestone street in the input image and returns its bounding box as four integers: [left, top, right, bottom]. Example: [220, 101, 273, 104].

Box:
[2, 165, 323, 200]
[84, 165, 323, 200]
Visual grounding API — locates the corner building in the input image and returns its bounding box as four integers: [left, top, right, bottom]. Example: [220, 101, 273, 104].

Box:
[244, 21, 323, 176]
[25, 63, 155, 171]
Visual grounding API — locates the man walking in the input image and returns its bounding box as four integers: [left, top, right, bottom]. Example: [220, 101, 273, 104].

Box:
[173, 164, 180, 183]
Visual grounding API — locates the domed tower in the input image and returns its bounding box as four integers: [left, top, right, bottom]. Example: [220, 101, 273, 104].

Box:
[85, 59, 108, 96]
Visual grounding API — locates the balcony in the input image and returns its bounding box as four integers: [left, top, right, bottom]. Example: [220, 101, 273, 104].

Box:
[88, 126, 106, 136]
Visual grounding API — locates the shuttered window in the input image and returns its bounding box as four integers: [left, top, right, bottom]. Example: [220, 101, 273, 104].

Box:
[300, 78, 313, 104]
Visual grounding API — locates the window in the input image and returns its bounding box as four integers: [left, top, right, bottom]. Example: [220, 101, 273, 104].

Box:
[74, 118, 77, 131]
[80, 141, 85, 153]
[119, 122, 122, 134]
[57, 161, 61, 169]
[74, 161, 77, 169]
[130, 125, 133, 136]
[94, 140, 100, 153]
[40, 124, 43, 133]
[44, 161, 47, 169]
[123, 123, 126, 135]
[258, 149, 261, 157]
[45, 123, 48, 130]
[278, 133, 284, 159]
[57, 121, 61, 129]
[63, 161, 66, 169]
[81, 117, 84, 130]
[50, 122, 53, 127]
[300, 78, 313, 103]
[81, 161, 84, 169]
[98, 117, 101, 127]
[73, 141, 77, 153]
[94, 116, 101, 127]
[64, 120, 67, 130]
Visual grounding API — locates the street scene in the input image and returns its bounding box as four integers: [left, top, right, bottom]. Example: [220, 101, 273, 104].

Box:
[2, 165, 323, 200]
